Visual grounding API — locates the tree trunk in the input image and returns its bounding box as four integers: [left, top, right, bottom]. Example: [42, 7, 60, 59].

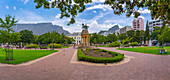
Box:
[8, 42, 10, 61]
[52, 41, 54, 50]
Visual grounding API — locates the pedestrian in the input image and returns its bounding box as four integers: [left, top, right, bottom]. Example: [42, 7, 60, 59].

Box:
[163, 49, 167, 53]
[159, 49, 163, 54]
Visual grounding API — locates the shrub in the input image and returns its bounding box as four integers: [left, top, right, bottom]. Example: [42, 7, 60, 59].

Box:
[48, 43, 62, 48]
[40, 46, 47, 48]
[101, 53, 103, 56]
[129, 42, 139, 46]
[94, 51, 98, 54]
[26, 44, 39, 48]
[77, 49, 124, 63]
[109, 41, 121, 47]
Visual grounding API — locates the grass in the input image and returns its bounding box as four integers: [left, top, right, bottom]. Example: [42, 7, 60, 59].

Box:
[97, 45, 109, 47]
[117, 46, 170, 55]
[0, 49, 58, 64]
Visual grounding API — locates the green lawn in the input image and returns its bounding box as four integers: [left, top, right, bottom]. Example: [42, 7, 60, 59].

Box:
[117, 46, 170, 55]
[0, 49, 58, 64]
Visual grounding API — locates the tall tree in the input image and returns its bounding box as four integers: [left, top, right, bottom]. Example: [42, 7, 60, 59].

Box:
[0, 15, 18, 61]
[34, 0, 169, 25]
[119, 33, 127, 40]
[158, 26, 170, 44]
[20, 30, 34, 43]
[107, 33, 118, 43]
[127, 30, 135, 38]
[145, 20, 150, 42]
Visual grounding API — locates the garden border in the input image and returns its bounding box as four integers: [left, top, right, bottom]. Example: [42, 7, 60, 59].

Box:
[70, 49, 134, 66]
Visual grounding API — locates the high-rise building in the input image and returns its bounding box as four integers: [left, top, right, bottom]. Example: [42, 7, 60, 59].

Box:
[149, 20, 170, 34]
[133, 18, 144, 31]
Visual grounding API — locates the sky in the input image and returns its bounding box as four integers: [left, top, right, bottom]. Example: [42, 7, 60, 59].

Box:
[0, 0, 152, 33]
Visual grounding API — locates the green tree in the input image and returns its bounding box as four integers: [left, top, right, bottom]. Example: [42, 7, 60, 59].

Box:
[50, 31, 61, 50]
[34, 0, 169, 25]
[33, 35, 39, 44]
[134, 30, 145, 44]
[20, 30, 34, 43]
[158, 27, 170, 44]
[145, 20, 150, 43]
[151, 26, 161, 40]
[0, 15, 18, 61]
[107, 33, 118, 43]
[93, 38, 97, 44]
[125, 37, 133, 44]
[158, 26, 170, 50]
[11, 32, 21, 44]
[37, 32, 51, 44]
[60, 33, 65, 45]
[119, 33, 127, 40]
[127, 30, 135, 38]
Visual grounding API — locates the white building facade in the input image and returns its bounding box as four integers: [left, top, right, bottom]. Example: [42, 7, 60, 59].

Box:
[149, 20, 163, 34]
[66, 32, 81, 45]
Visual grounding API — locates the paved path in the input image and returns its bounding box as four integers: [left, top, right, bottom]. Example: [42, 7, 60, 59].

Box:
[0, 47, 169, 80]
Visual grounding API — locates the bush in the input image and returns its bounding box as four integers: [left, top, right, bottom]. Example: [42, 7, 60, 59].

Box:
[77, 49, 124, 63]
[48, 43, 62, 48]
[109, 41, 121, 47]
[40, 46, 47, 48]
[26, 44, 39, 48]
[129, 42, 139, 46]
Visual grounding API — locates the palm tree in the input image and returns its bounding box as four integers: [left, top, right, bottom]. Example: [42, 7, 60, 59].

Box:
[82, 23, 89, 30]
[0, 15, 18, 61]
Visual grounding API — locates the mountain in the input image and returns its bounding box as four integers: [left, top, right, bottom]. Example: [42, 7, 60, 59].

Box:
[13, 23, 70, 35]
[108, 25, 119, 32]
[98, 25, 120, 35]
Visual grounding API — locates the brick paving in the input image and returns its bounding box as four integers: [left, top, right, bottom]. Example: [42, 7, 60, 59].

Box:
[0, 47, 169, 80]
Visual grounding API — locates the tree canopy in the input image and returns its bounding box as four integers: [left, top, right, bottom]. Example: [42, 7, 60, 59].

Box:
[34, 0, 169, 25]
[20, 30, 34, 43]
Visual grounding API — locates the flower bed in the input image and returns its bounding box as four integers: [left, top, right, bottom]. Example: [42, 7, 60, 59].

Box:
[77, 48, 124, 63]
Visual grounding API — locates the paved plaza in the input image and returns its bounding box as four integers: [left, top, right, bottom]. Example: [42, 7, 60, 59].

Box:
[0, 47, 169, 80]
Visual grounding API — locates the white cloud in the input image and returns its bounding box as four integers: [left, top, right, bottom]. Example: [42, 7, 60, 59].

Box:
[139, 16, 145, 19]
[86, 4, 112, 11]
[55, 14, 61, 18]
[104, 20, 127, 24]
[93, 11, 97, 13]
[92, 0, 105, 3]
[18, 11, 46, 23]
[13, 6, 16, 10]
[6, 5, 9, 9]
[138, 9, 150, 14]
[24, 0, 29, 4]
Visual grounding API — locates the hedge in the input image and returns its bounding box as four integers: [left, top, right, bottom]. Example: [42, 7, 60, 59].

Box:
[48, 43, 62, 48]
[129, 42, 139, 46]
[109, 41, 121, 47]
[26, 44, 39, 48]
[77, 49, 124, 63]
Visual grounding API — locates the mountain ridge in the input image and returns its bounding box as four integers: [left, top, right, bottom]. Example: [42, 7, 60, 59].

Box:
[13, 23, 70, 35]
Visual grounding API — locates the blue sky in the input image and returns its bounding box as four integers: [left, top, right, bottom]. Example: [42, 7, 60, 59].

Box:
[0, 0, 152, 33]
